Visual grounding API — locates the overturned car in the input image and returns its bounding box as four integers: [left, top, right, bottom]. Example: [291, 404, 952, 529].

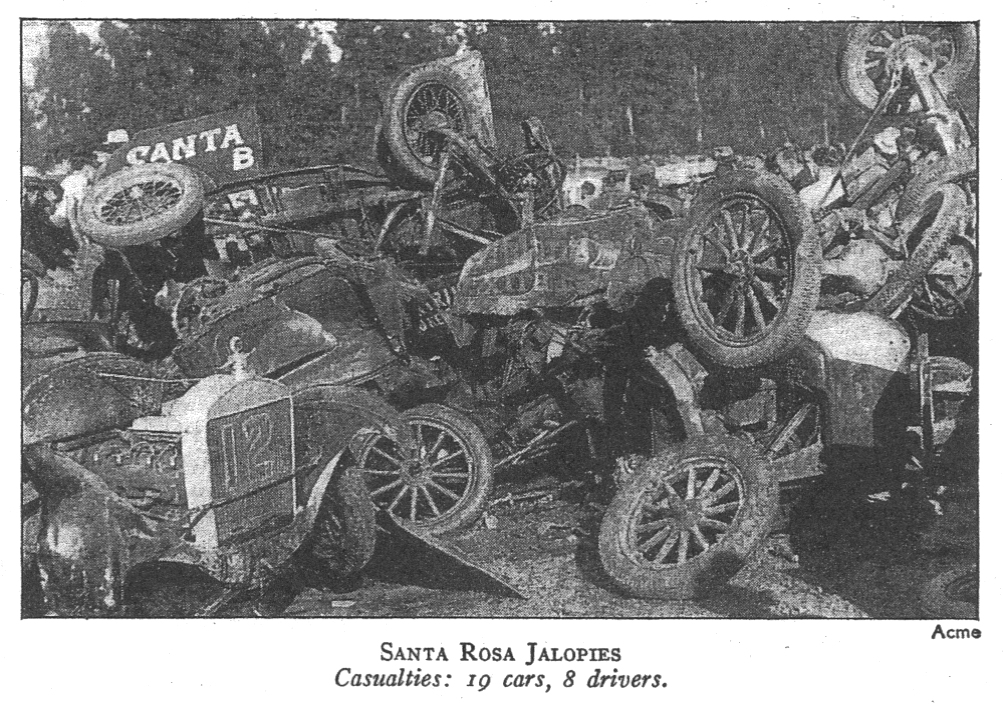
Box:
[22, 22, 977, 612]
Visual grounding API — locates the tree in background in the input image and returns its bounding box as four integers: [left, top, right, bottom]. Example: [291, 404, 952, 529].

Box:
[22, 21, 978, 174]
[471, 23, 567, 151]
[28, 21, 115, 165]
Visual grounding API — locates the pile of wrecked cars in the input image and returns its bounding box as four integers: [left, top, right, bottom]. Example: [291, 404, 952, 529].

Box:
[22, 23, 976, 615]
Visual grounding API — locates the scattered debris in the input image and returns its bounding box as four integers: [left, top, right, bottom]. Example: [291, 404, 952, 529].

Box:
[22, 23, 977, 616]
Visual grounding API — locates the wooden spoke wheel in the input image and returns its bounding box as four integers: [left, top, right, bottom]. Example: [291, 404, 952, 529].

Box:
[358, 404, 493, 534]
[600, 435, 778, 599]
[673, 170, 820, 368]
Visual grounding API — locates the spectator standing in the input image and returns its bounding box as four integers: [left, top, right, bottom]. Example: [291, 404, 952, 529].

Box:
[50, 129, 130, 233]
[49, 151, 95, 233]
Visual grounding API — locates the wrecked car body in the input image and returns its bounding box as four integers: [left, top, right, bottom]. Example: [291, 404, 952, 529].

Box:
[340, 23, 975, 600]
[22, 346, 407, 616]
[200, 51, 563, 283]
[451, 205, 666, 316]
[795, 23, 977, 322]
[358, 176, 969, 599]
[22, 22, 976, 612]
[593, 308, 971, 600]
[22, 243, 453, 615]
[202, 163, 424, 266]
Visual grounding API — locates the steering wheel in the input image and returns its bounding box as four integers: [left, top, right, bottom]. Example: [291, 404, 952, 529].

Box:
[496, 151, 566, 216]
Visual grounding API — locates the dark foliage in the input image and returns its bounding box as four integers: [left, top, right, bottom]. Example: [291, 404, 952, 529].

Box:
[23, 21, 978, 171]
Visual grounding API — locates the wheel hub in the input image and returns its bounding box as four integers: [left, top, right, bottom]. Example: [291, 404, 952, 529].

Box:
[724, 249, 754, 281]
[890, 36, 939, 75]
[676, 499, 706, 529]
[400, 460, 432, 486]
[413, 110, 452, 133]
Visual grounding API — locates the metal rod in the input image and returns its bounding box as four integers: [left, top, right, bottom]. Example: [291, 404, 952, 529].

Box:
[422, 148, 452, 255]
[493, 420, 579, 470]
[767, 404, 814, 459]
[372, 201, 409, 253]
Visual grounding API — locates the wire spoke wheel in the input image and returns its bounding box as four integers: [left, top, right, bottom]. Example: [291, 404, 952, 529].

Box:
[381, 60, 482, 186]
[403, 82, 466, 168]
[358, 404, 492, 533]
[79, 163, 204, 247]
[99, 179, 184, 226]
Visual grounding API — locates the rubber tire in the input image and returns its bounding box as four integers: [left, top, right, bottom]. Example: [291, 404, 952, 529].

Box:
[672, 169, 821, 368]
[302, 468, 377, 580]
[599, 434, 778, 600]
[381, 66, 480, 187]
[920, 566, 977, 619]
[374, 128, 413, 187]
[840, 23, 977, 113]
[866, 184, 967, 317]
[896, 148, 976, 222]
[79, 163, 205, 246]
[362, 403, 494, 534]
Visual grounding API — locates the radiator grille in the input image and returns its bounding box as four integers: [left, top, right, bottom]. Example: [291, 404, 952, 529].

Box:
[206, 398, 294, 545]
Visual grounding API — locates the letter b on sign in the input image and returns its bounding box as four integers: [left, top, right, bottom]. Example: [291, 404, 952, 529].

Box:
[233, 146, 255, 171]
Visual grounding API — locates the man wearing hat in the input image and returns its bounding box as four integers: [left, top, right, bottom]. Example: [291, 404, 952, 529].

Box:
[50, 129, 129, 232]
[93, 128, 130, 181]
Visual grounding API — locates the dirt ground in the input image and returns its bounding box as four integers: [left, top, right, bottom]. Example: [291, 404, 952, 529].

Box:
[278, 414, 978, 621]
[27, 409, 975, 619]
[101, 467, 975, 620]
[276, 478, 975, 620]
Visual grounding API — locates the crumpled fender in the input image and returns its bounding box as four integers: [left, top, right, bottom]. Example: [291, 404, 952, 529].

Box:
[24, 445, 175, 616]
[290, 385, 409, 519]
[22, 353, 163, 446]
[453, 206, 655, 315]
[291, 385, 408, 462]
[248, 308, 338, 376]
